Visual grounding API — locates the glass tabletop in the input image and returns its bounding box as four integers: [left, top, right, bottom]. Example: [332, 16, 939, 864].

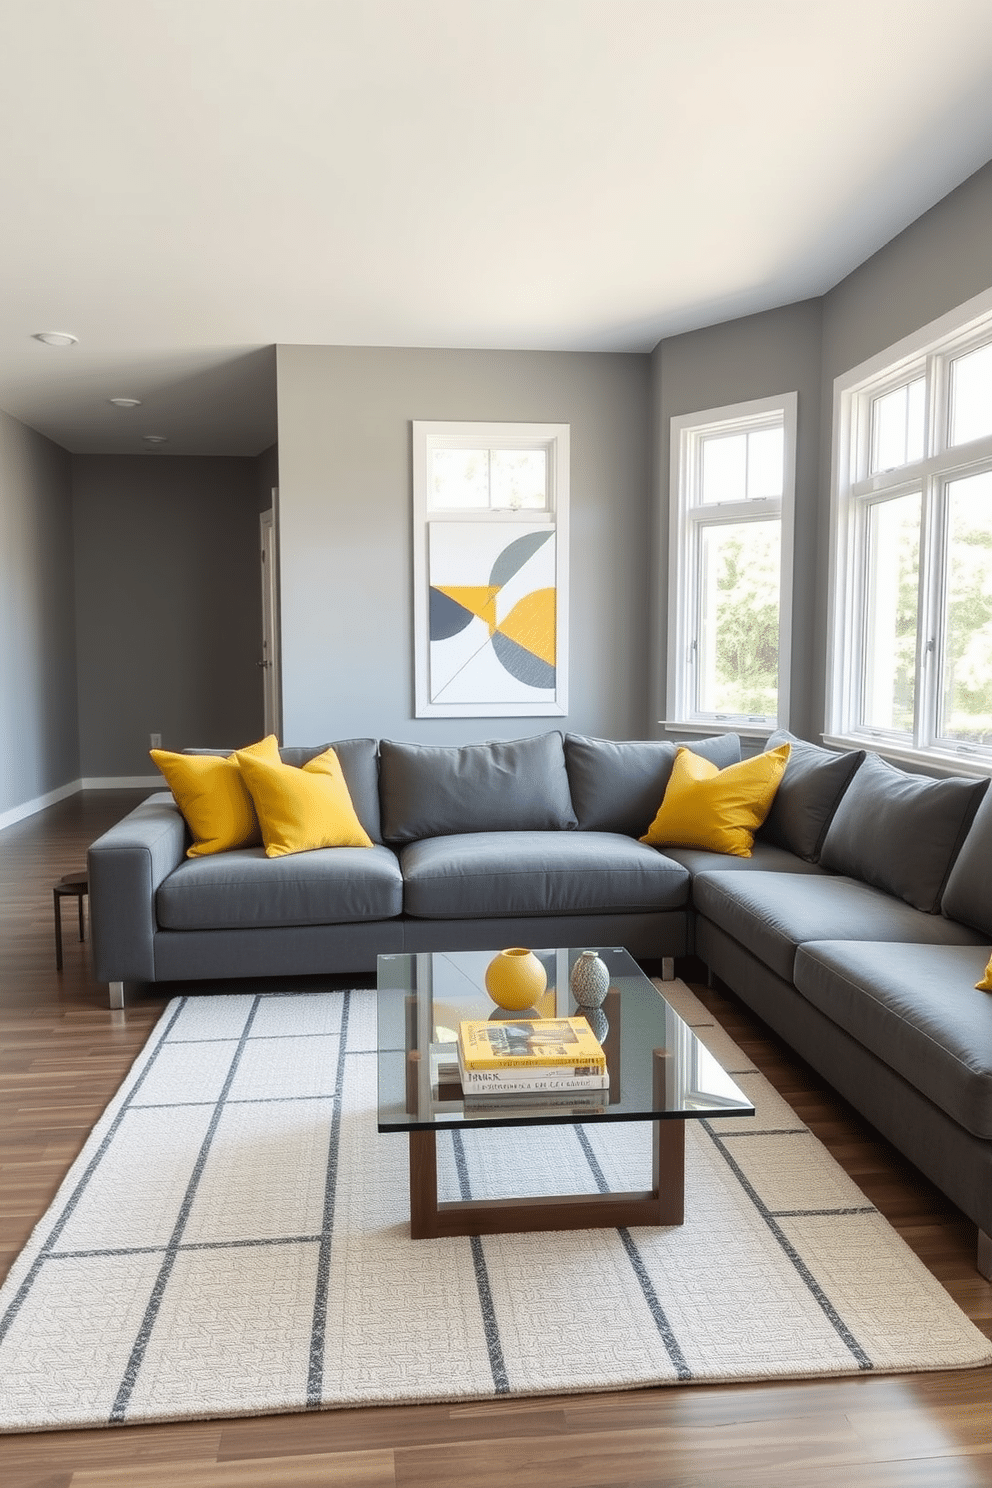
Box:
[376, 946, 755, 1132]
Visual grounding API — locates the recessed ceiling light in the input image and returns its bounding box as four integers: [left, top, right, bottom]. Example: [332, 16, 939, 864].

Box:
[108, 396, 142, 409]
[33, 331, 78, 348]
[141, 434, 168, 444]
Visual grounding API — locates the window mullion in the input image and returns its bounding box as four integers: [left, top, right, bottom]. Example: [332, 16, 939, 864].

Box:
[914, 475, 940, 751]
[929, 474, 960, 753]
[689, 517, 702, 717]
[850, 493, 870, 735]
[926, 350, 944, 460]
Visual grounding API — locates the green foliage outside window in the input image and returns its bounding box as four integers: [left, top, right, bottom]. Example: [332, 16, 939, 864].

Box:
[702, 523, 780, 717]
[943, 476, 992, 742]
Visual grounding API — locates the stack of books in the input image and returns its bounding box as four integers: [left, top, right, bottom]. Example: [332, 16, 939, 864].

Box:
[455, 1016, 608, 1106]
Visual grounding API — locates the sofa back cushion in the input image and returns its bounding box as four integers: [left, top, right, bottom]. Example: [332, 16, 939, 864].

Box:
[819, 751, 988, 912]
[379, 733, 577, 843]
[564, 733, 741, 836]
[758, 730, 865, 862]
[941, 787, 992, 937]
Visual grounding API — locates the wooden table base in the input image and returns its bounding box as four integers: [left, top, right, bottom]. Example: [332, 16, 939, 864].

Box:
[408, 1117, 685, 1240]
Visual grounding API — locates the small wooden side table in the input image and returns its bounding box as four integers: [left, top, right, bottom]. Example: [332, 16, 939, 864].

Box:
[54, 872, 88, 971]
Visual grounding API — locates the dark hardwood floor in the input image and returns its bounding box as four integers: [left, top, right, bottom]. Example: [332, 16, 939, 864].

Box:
[0, 791, 990, 1487]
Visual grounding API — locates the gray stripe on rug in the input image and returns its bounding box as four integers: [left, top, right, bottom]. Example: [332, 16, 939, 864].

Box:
[46, 1233, 327, 1261]
[0, 995, 189, 1350]
[451, 1129, 510, 1393]
[306, 989, 352, 1407]
[575, 1123, 692, 1381]
[704, 1122, 874, 1371]
[110, 995, 264, 1421]
[617, 1227, 692, 1381]
[773, 1208, 877, 1218]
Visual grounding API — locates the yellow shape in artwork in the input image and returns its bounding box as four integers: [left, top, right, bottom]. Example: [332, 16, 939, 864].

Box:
[497, 588, 556, 665]
[436, 585, 499, 632]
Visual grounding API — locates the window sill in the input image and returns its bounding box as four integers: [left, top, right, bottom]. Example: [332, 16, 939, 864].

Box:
[659, 719, 777, 741]
[822, 732, 992, 779]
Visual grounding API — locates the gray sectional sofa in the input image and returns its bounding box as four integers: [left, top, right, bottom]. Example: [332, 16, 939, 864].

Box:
[87, 727, 992, 1275]
[89, 730, 741, 999]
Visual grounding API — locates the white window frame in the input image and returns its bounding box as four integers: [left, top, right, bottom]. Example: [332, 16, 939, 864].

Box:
[664, 392, 796, 737]
[412, 420, 569, 718]
[826, 285, 992, 776]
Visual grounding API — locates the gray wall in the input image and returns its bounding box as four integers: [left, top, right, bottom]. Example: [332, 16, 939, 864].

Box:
[254, 442, 279, 513]
[822, 158, 992, 385]
[0, 411, 79, 814]
[276, 345, 652, 745]
[71, 455, 266, 775]
[650, 300, 825, 741]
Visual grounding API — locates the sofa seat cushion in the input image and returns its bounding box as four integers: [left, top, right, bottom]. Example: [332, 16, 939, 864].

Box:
[794, 941, 992, 1140]
[664, 843, 830, 877]
[400, 832, 690, 920]
[692, 871, 985, 984]
[156, 844, 404, 930]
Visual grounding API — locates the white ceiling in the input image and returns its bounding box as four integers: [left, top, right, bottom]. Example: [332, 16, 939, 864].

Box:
[3, 0, 992, 456]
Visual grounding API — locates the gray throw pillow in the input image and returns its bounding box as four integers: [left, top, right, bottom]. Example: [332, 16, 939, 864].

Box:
[564, 733, 742, 836]
[758, 730, 865, 862]
[819, 752, 989, 912]
[378, 733, 577, 842]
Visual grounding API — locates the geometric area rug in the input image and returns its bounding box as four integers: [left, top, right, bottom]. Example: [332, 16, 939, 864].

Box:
[0, 983, 988, 1433]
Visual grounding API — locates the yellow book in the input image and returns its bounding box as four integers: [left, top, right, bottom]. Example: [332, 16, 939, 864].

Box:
[458, 1016, 606, 1072]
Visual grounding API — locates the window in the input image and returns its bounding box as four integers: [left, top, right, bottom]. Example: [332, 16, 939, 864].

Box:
[827, 288, 992, 771]
[412, 421, 569, 718]
[666, 394, 796, 734]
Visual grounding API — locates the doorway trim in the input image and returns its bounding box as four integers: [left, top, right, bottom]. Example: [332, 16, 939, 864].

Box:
[259, 499, 281, 739]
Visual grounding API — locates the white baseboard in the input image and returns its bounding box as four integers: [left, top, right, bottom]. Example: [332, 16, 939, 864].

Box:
[81, 776, 165, 790]
[0, 779, 82, 833]
[0, 775, 165, 833]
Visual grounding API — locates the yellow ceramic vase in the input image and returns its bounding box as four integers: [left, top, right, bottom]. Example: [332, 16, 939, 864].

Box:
[484, 947, 548, 1011]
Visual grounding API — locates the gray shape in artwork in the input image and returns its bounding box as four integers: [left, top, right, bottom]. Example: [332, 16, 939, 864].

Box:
[492, 631, 555, 690]
[429, 586, 474, 641]
[488, 529, 553, 588]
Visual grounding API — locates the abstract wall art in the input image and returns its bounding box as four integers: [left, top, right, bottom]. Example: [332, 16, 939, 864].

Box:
[426, 521, 557, 709]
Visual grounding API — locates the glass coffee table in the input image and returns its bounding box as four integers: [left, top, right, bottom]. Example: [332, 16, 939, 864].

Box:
[377, 946, 754, 1239]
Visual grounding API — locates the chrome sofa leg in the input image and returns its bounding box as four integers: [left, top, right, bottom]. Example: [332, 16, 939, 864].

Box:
[661, 957, 675, 982]
[979, 1229, 992, 1281]
[109, 981, 125, 1010]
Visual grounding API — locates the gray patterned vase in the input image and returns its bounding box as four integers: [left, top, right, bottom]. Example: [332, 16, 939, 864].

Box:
[570, 949, 610, 1008]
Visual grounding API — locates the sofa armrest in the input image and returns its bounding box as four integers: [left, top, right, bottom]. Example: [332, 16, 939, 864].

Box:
[88, 793, 187, 982]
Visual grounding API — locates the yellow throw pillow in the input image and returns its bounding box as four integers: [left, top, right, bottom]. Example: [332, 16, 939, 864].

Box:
[976, 955, 992, 992]
[150, 735, 281, 857]
[235, 747, 374, 857]
[640, 743, 791, 858]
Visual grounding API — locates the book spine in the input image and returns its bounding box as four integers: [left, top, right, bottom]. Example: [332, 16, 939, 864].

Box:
[459, 1070, 609, 1094]
[463, 1095, 607, 1112]
[459, 1053, 606, 1072]
[458, 1063, 608, 1085]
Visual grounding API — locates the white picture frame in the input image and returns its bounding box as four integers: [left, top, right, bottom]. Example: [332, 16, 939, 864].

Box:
[412, 421, 569, 718]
